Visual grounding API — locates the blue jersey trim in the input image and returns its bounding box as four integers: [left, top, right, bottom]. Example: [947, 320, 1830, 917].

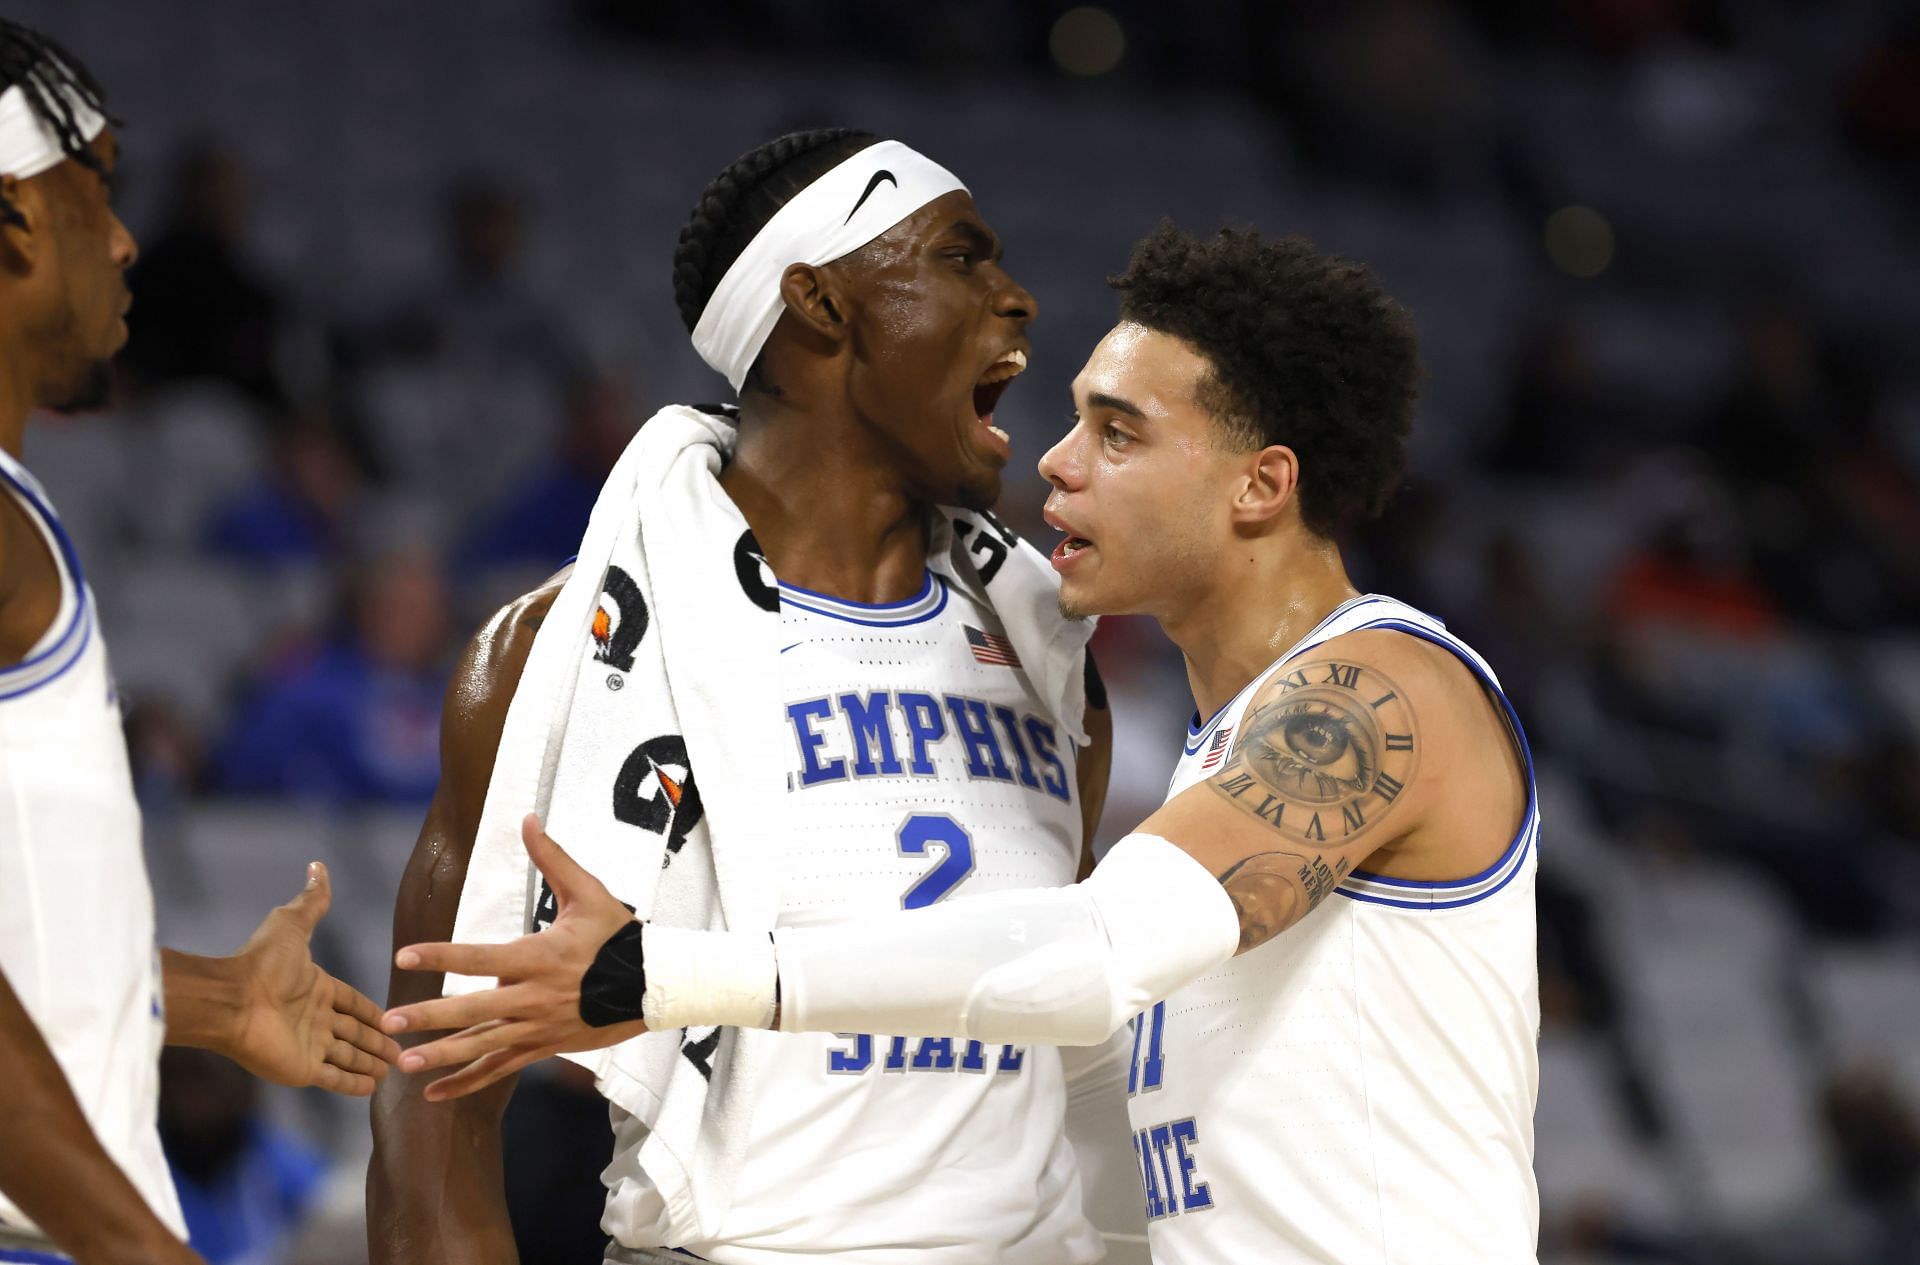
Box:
[0, 1248, 76, 1264]
[778, 570, 935, 610]
[1336, 614, 1543, 906]
[0, 461, 93, 700]
[1182, 595, 1389, 755]
[1336, 824, 1535, 910]
[0, 603, 91, 702]
[779, 575, 950, 628]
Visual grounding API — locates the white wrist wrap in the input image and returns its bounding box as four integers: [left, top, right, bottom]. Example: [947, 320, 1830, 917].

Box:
[774, 833, 1240, 1046]
[640, 924, 777, 1031]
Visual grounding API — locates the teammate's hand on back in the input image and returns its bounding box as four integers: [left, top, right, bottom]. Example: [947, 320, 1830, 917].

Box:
[383, 814, 648, 1101]
[227, 862, 404, 1094]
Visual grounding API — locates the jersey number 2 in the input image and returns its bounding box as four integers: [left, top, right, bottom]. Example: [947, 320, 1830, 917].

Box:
[898, 813, 976, 909]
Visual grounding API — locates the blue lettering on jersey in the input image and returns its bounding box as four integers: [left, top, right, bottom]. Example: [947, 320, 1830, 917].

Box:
[837, 691, 905, 776]
[1127, 1001, 1167, 1095]
[1127, 1003, 1217, 1219]
[946, 696, 1014, 781]
[993, 704, 1043, 790]
[898, 691, 947, 775]
[788, 698, 845, 786]
[1137, 1128, 1167, 1219]
[1171, 1118, 1213, 1212]
[1025, 716, 1070, 801]
[828, 1034, 1028, 1077]
[783, 689, 1069, 803]
[911, 1037, 956, 1070]
[828, 1033, 873, 1073]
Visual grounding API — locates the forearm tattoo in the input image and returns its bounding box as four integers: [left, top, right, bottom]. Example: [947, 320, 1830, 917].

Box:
[1206, 660, 1418, 949]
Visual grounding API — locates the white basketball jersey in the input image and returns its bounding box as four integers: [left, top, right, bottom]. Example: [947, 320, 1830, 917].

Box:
[1126, 594, 1540, 1264]
[605, 571, 1100, 1265]
[0, 452, 185, 1245]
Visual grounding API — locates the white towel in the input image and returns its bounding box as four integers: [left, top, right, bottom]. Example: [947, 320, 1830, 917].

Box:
[446, 404, 1093, 1245]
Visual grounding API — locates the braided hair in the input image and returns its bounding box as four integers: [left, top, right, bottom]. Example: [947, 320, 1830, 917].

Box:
[671, 128, 878, 390]
[0, 19, 116, 227]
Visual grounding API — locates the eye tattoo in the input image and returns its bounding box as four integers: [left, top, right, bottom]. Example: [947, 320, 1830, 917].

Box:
[1253, 701, 1375, 802]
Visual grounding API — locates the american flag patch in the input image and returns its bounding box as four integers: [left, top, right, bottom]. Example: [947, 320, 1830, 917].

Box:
[1201, 727, 1235, 770]
[964, 625, 1022, 669]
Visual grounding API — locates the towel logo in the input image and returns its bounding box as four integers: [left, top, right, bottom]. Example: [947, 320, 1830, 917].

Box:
[681, 1025, 722, 1079]
[612, 734, 705, 859]
[951, 511, 1019, 585]
[591, 564, 648, 673]
[733, 529, 780, 613]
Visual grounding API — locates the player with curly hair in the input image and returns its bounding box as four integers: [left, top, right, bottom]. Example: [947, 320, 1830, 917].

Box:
[392, 222, 1542, 1263]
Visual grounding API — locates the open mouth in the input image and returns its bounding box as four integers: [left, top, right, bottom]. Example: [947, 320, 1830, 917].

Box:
[1051, 534, 1094, 563]
[972, 348, 1027, 445]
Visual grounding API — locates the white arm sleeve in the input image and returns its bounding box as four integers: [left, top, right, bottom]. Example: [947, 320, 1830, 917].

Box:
[1063, 1028, 1152, 1255]
[770, 832, 1239, 1046]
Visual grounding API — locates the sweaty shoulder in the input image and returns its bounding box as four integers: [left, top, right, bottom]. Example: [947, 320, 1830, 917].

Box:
[437, 571, 569, 821]
[389, 570, 569, 979]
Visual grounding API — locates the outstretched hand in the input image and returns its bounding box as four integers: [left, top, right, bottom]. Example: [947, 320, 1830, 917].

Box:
[226, 862, 402, 1096]
[381, 814, 647, 1101]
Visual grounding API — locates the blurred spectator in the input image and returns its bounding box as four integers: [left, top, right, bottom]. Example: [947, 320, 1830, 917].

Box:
[123, 145, 288, 406]
[213, 548, 454, 804]
[1488, 321, 1617, 481]
[1254, 1, 1498, 199]
[124, 698, 209, 818]
[1740, 1063, 1920, 1264]
[370, 179, 585, 391]
[1843, 19, 1920, 166]
[159, 1048, 329, 1265]
[1605, 495, 1779, 647]
[204, 415, 368, 570]
[459, 375, 637, 573]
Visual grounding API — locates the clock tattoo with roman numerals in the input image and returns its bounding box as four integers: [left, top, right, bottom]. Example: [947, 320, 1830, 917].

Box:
[1207, 659, 1417, 848]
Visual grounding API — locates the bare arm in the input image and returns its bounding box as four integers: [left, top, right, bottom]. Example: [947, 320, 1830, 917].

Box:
[0, 968, 202, 1265]
[1138, 641, 1433, 954]
[366, 579, 561, 1265]
[158, 863, 399, 1096]
[382, 635, 1508, 1080]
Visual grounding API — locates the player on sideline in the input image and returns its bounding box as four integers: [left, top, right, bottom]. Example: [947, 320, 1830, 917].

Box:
[369, 131, 1121, 1265]
[389, 223, 1543, 1263]
[0, 20, 401, 1265]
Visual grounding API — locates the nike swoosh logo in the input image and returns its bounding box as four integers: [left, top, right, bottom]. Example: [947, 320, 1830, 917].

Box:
[844, 170, 897, 224]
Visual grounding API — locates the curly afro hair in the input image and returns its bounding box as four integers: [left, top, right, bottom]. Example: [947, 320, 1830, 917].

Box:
[1109, 223, 1420, 537]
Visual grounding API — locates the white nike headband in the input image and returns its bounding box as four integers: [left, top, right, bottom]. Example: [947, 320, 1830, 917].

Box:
[0, 80, 107, 181]
[690, 139, 968, 393]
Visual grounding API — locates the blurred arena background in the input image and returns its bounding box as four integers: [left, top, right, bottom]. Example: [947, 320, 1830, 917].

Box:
[8, 1, 1920, 1261]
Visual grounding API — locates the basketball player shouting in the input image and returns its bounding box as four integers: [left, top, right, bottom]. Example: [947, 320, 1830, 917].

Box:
[0, 20, 400, 1265]
[392, 224, 1542, 1263]
[369, 131, 1120, 1265]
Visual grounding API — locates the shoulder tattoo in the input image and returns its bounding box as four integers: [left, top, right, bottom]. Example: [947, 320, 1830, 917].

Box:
[1206, 659, 1419, 851]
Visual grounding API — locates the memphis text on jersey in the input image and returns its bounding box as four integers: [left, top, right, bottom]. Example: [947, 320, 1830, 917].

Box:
[784, 689, 1071, 802]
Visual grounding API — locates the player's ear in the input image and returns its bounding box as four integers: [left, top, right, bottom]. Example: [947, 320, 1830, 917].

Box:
[778, 261, 850, 345]
[0, 176, 46, 268]
[1230, 444, 1299, 528]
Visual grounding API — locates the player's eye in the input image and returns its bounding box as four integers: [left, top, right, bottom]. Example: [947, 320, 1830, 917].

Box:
[1263, 701, 1374, 801]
